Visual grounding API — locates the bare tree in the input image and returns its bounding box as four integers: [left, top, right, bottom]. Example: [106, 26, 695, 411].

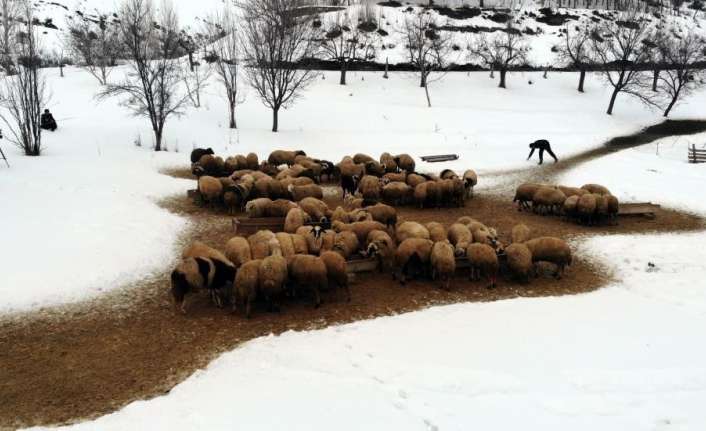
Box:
[592, 9, 655, 115]
[470, 21, 530, 89]
[179, 31, 212, 109]
[318, 7, 378, 85]
[401, 9, 452, 107]
[205, 8, 244, 128]
[0, 2, 48, 156]
[656, 29, 706, 117]
[65, 11, 121, 85]
[239, 0, 319, 132]
[0, 0, 20, 75]
[557, 23, 594, 92]
[97, 0, 191, 151]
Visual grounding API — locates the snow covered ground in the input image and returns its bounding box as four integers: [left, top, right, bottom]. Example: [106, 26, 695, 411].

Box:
[25, 120, 706, 431]
[2, 66, 704, 312]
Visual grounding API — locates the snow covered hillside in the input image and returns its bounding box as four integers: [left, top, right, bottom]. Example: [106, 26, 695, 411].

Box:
[2, 66, 704, 312]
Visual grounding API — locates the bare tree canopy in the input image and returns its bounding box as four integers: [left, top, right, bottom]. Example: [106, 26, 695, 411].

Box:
[65, 9, 121, 85]
[239, 0, 319, 132]
[97, 0, 192, 151]
[470, 20, 530, 89]
[318, 5, 379, 85]
[0, 0, 20, 75]
[592, 8, 656, 115]
[655, 28, 706, 117]
[557, 23, 594, 93]
[0, 1, 48, 156]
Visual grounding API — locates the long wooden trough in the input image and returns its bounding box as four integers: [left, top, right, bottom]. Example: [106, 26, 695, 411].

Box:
[232, 217, 285, 235]
[421, 154, 459, 163]
[618, 202, 660, 219]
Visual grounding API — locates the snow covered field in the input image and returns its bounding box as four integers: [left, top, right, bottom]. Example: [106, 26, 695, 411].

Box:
[2, 66, 704, 312]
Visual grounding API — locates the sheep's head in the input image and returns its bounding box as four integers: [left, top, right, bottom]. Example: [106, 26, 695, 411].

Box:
[312, 225, 323, 239]
[365, 242, 379, 257]
[454, 244, 466, 257]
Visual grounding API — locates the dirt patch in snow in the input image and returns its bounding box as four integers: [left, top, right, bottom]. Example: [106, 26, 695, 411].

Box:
[1, 183, 704, 428]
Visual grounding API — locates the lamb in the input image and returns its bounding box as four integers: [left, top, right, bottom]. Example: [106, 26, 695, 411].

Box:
[396, 221, 430, 243]
[532, 186, 566, 215]
[431, 241, 456, 290]
[364, 203, 397, 228]
[358, 175, 382, 204]
[289, 184, 324, 201]
[232, 259, 262, 318]
[365, 229, 396, 271]
[511, 223, 531, 244]
[275, 232, 296, 257]
[197, 176, 223, 208]
[333, 230, 360, 259]
[320, 250, 351, 302]
[504, 243, 533, 282]
[394, 154, 415, 173]
[245, 197, 273, 218]
[353, 153, 374, 164]
[299, 197, 331, 223]
[462, 169, 478, 198]
[224, 237, 252, 269]
[268, 150, 306, 166]
[258, 239, 288, 313]
[287, 254, 326, 307]
[514, 183, 543, 211]
[382, 181, 411, 206]
[248, 230, 276, 260]
[581, 183, 611, 195]
[524, 237, 572, 278]
[465, 243, 499, 288]
[394, 238, 433, 284]
[380, 152, 398, 173]
[190, 147, 214, 163]
[576, 193, 597, 225]
[447, 223, 473, 256]
[284, 208, 311, 234]
[425, 222, 447, 242]
[265, 199, 298, 218]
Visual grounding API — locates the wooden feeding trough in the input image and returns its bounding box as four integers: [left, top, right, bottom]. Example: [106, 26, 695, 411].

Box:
[420, 154, 459, 163]
[232, 217, 285, 235]
[187, 189, 201, 204]
[618, 202, 660, 219]
[346, 256, 379, 274]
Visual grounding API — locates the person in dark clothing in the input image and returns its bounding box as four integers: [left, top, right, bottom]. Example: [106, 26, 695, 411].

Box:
[527, 139, 558, 165]
[40, 109, 57, 132]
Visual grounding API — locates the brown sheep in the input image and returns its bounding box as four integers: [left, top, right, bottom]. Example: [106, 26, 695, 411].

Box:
[358, 175, 382, 204]
[463, 170, 478, 198]
[223, 187, 241, 215]
[383, 172, 407, 183]
[275, 232, 297, 257]
[514, 183, 543, 211]
[456, 216, 477, 228]
[333, 230, 360, 259]
[406, 173, 427, 188]
[245, 152, 259, 170]
[511, 223, 531, 244]
[268, 150, 306, 166]
[563, 195, 580, 220]
[284, 208, 311, 234]
[197, 176, 223, 208]
[594, 193, 609, 221]
[581, 183, 611, 195]
[265, 199, 298, 218]
[447, 223, 473, 256]
[232, 259, 262, 318]
[365, 229, 396, 271]
[394, 238, 433, 284]
[248, 230, 276, 260]
[396, 221, 430, 243]
[347, 208, 372, 222]
[353, 153, 374, 164]
[576, 193, 597, 225]
[440, 169, 458, 180]
[245, 197, 273, 218]
[505, 243, 533, 282]
[290, 234, 309, 255]
[334, 221, 385, 247]
[425, 222, 447, 242]
[431, 241, 456, 290]
[465, 243, 499, 288]
[224, 237, 252, 269]
[320, 250, 350, 302]
[532, 186, 566, 215]
[299, 197, 331, 223]
[364, 203, 397, 228]
[557, 186, 587, 198]
[380, 152, 398, 173]
[524, 237, 572, 278]
[606, 194, 619, 224]
[364, 160, 385, 177]
[382, 181, 412, 206]
[289, 184, 324, 201]
[258, 240, 288, 313]
[331, 206, 350, 223]
[394, 154, 415, 173]
[287, 254, 326, 307]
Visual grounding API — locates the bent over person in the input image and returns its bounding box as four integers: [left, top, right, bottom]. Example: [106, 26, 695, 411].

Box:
[40, 109, 57, 132]
[527, 139, 558, 165]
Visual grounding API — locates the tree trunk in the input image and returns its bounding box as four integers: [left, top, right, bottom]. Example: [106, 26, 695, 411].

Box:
[424, 83, 431, 108]
[652, 69, 659, 92]
[59, 63, 64, 77]
[229, 102, 236, 129]
[499, 69, 507, 88]
[383, 57, 389, 79]
[154, 128, 163, 151]
[606, 87, 620, 115]
[663, 93, 678, 117]
[420, 70, 427, 88]
[272, 107, 279, 132]
[578, 69, 586, 93]
[340, 61, 347, 85]
[188, 51, 195, 72]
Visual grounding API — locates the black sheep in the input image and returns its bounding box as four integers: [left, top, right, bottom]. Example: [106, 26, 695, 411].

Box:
[341, 174, 359, 199]
[190, 147, 214, 163]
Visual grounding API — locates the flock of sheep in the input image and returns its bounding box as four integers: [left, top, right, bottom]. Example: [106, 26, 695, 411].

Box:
[169, 148, 574, 317]
[513, 182, 619, 225]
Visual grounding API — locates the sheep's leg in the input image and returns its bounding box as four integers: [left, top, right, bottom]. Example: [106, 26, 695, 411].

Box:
[245, 299, 252, 319]
[180, 296, 189, 315]
[312, 286, 322, 308]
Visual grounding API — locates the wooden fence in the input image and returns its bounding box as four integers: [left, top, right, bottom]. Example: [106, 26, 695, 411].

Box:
[688, 144, 706, 164]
